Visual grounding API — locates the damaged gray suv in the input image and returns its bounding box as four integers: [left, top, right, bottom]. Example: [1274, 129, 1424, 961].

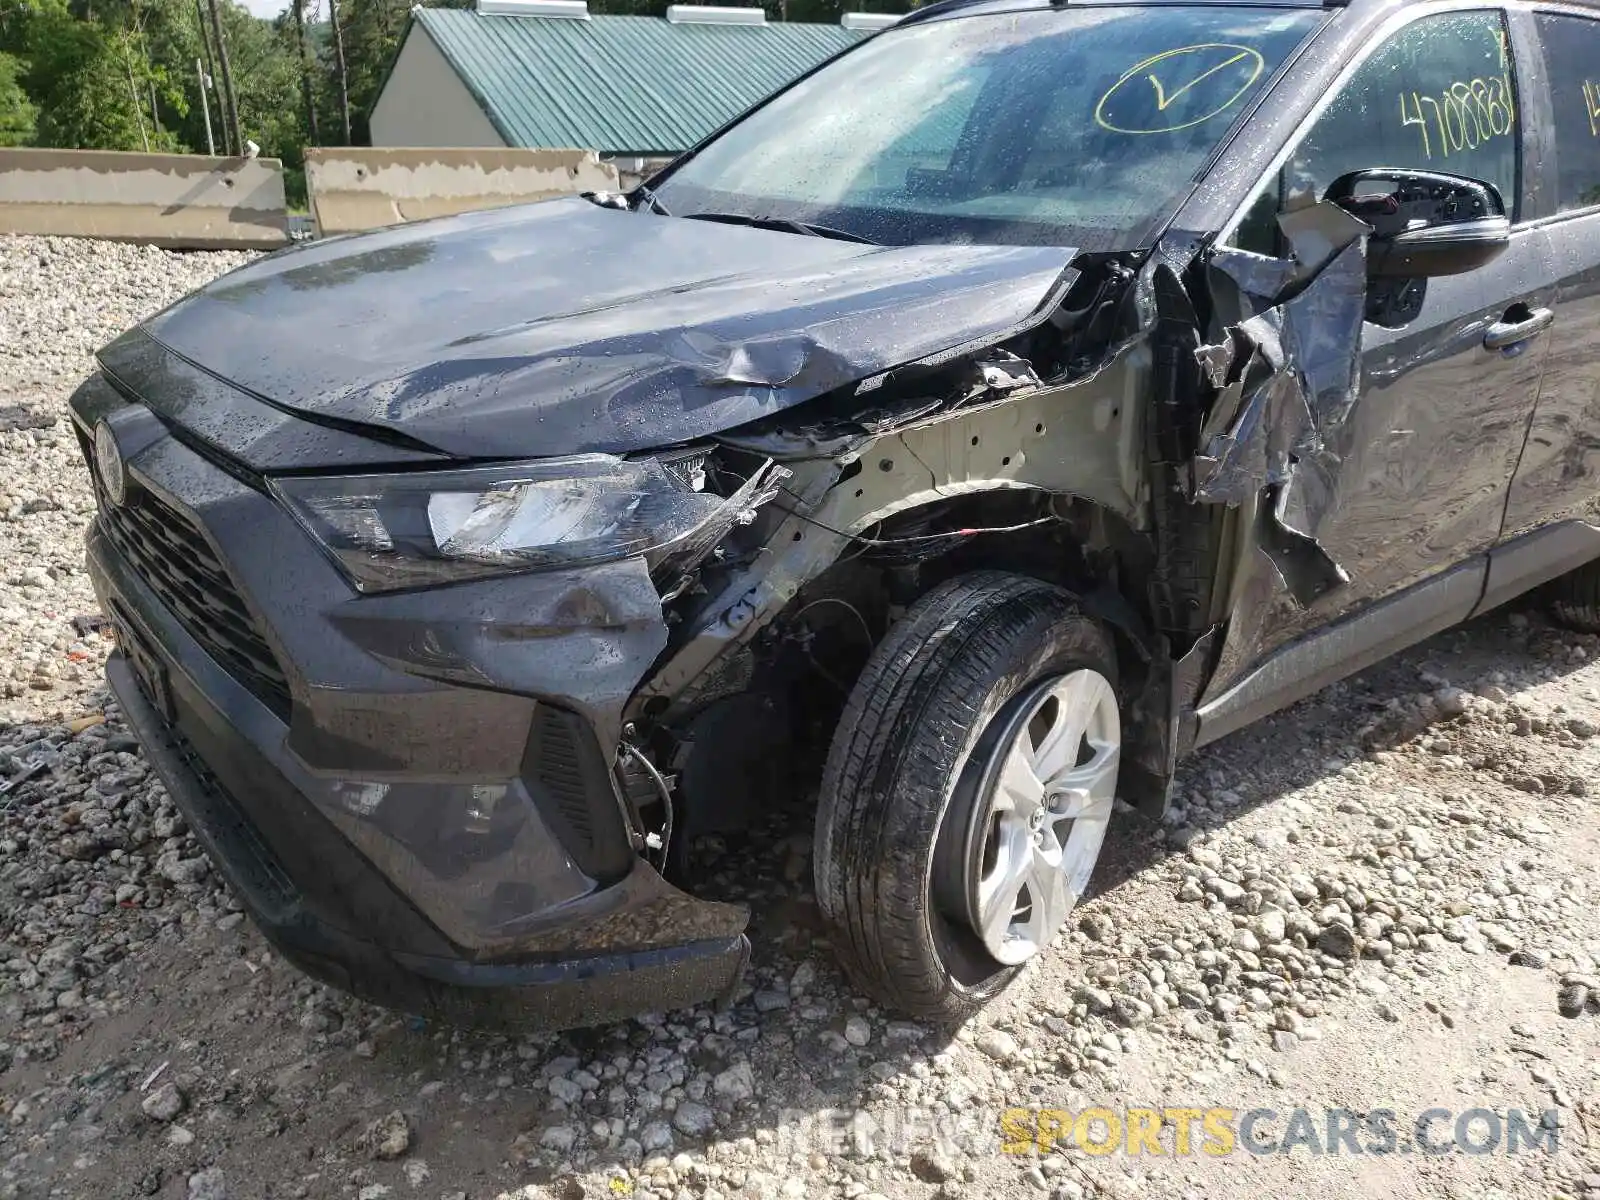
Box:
[74, 0, 1600, 1027]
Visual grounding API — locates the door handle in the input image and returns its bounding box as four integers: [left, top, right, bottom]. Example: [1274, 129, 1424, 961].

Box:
[1484, 307, 1555, 351]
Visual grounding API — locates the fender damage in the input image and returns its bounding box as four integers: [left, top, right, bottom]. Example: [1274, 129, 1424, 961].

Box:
[621, 204, 1372, 835]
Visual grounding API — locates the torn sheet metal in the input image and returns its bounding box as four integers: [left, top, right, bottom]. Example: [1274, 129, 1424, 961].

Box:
[975, 350, 1043, 394]
[125, 197, 1079, 460]
[1191, 202, 1369, 605]
[713, 347, 1050, 459]
[714, 258, 1156, 462]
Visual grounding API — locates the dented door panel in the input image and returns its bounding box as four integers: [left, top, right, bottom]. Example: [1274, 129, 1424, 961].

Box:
[1281, 228, 1556, 623]
[1180, 182, 1559, 710]
[1184, 0, 1565, 703]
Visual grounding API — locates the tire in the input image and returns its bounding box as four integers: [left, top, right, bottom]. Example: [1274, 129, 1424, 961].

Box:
[1549, 559, 1600, 633]
[814, 570, 1120, 1021]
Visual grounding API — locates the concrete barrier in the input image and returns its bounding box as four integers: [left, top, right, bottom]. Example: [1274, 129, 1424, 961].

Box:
[613, 155, 676, 191]
[304, 147, 620, 235]
[0, 149, 288, 249]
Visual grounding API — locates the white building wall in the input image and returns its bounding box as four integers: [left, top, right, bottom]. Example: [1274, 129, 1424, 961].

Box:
[369, 28, 507, 149]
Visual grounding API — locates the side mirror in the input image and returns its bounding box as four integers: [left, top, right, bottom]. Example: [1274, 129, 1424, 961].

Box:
[1324, 168, 1510, 278]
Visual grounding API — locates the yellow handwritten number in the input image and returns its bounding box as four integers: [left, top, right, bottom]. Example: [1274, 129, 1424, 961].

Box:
[1398, 75, 1514, 159]
[1400, 92, 1431, 159]
[1096, 44, 1266, 134]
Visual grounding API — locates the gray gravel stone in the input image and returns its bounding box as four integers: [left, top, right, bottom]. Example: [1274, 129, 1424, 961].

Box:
[640, 1120, 674, 1153]
[753, 988, 790, 1012]
[909, 1148, 960, 1183]
[976, 1028, 1020, 1063]
[713, 1061, 756, 1103]
[549, 1076, 583, 1105]
[141, 1081, 186, 1122]
[1254, 908, 1287, 944]
[672, 1101, 716, 1137]
[540, 1124, 578, 1153]
[1558, 983, 1590, 1019]
[1316, 923, 1360, 960]
[1078, 911, 1114, 942]
[360, 1110, 412, 1160]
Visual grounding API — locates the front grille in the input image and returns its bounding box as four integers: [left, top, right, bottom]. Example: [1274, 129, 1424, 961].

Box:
[80, 429, 293, 719]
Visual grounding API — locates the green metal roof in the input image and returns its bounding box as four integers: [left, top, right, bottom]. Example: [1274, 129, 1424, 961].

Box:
[411, 8, 864, 156]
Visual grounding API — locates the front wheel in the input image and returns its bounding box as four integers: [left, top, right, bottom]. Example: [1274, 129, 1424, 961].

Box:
[814, 571, 1121, 1020]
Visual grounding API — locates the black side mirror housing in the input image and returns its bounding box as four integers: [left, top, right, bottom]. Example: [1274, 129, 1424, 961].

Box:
[1324, 168, 1511, 278]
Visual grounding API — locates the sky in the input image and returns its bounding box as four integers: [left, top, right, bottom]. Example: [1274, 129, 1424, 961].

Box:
[238, 0, 290, 18]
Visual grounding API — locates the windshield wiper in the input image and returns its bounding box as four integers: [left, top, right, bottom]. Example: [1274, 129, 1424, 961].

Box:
[682, 211, 877, 245]
[633, 184, 670, 216]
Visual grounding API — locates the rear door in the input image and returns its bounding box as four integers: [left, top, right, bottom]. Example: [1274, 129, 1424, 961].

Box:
[1500, 6, 1600, 541]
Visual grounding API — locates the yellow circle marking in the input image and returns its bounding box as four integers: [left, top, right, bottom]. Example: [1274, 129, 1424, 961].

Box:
[1094, 44, 1266, 135]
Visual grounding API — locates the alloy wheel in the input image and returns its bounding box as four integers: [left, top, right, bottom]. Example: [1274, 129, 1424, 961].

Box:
[947, 669, 1120, 965]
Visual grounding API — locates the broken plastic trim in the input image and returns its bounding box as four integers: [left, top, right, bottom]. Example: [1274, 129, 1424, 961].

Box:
[712, 280, 1150, 466]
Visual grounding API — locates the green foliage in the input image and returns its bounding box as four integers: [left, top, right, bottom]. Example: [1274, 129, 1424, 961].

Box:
[6, 0, 193, 150]
[0, 50, 34, 144]
[337, 0, 410, 143]
[223, 4, 303, 157]
[27, 16, 143, 148]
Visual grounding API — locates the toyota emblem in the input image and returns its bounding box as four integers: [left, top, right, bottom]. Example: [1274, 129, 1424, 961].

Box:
[93, 421, 127, 507]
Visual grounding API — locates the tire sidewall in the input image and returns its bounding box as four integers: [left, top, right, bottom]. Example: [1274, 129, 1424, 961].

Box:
[820, 574, 1119, 1013]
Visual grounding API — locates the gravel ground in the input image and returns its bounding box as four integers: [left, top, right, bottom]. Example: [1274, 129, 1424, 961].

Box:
[2, 233, 1599, 1200]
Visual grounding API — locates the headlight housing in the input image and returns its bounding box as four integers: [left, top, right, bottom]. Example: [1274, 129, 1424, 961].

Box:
[270, 453, 781, 593]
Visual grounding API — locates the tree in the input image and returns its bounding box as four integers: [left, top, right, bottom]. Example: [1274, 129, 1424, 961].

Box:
[0, 51, 34, 145]
[22, 11, 148, 149]
[291, 0, 316, 142]
[335, 0, 406, 143]
[223, 4, 303, 159]
[3, 0, 911, 175]
[326, 0, 350, 141]
[206, 0, 241, 152]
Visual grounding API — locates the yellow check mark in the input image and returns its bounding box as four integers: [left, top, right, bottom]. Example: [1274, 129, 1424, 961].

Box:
[1147, 50, 1254, 111]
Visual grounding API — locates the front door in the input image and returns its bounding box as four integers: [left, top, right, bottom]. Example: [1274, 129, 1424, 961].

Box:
[1217, 6, 1556, 665]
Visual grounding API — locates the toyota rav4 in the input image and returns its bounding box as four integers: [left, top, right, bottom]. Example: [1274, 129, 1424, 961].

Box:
[73, 0, 1600, 1027]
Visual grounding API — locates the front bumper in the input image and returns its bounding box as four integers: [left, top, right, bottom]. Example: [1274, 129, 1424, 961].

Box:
[110, 654, 748, 1027]
[76, 381, 750, 1029]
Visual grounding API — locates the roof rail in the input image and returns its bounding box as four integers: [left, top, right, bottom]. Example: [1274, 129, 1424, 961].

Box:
[665, 4, 767, 23]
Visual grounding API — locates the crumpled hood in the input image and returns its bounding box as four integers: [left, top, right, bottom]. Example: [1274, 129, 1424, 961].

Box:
[123, 197, 1076, 458]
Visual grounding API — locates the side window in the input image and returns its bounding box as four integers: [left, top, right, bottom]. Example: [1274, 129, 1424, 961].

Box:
[1234, 11, 1520, 253]
[1534, 13, 1600, 213]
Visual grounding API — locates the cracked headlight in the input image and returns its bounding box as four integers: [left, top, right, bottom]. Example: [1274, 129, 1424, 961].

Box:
[271, 453, 765, 593]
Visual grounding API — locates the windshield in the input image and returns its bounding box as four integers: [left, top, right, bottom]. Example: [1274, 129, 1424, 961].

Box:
[654, 5, 1321, 248]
